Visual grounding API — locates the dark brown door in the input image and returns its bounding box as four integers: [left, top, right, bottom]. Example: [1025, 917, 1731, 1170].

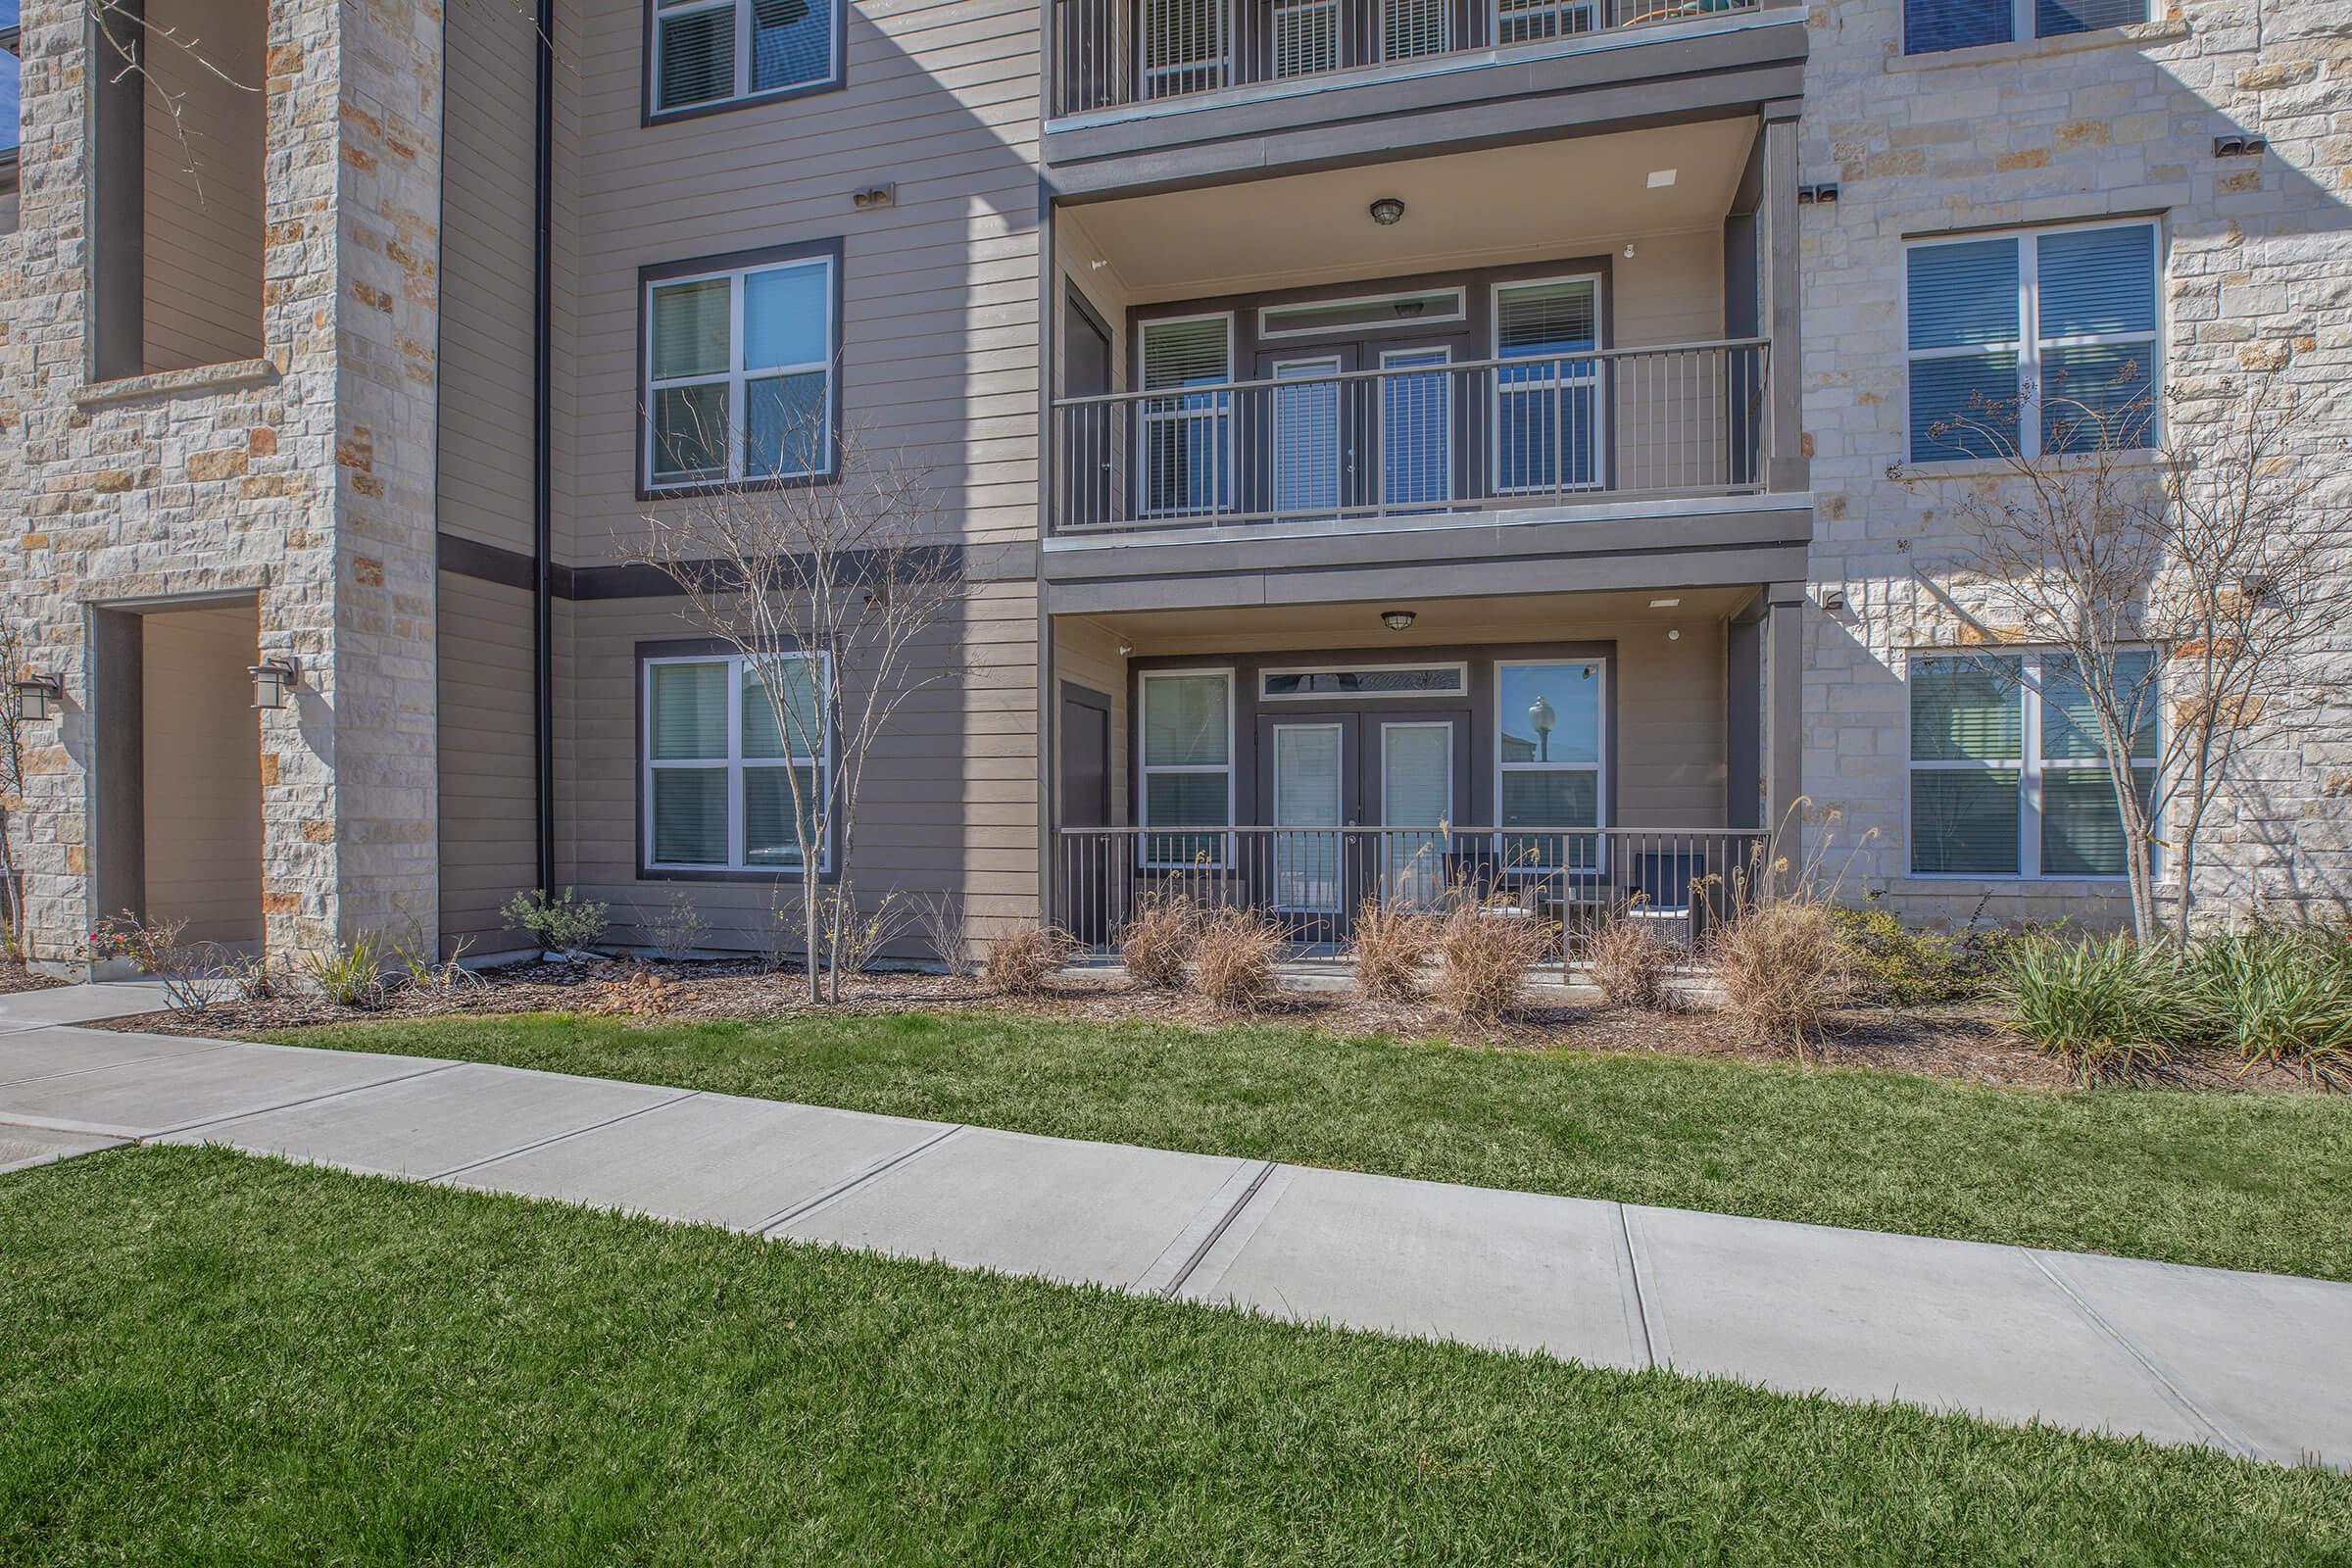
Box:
[1061, 292, 1114, 528]
[1058, 685, 1116, 943]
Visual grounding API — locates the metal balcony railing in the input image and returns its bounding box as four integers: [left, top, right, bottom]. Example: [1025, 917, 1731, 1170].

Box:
[1052, 0, 1760, 117]
[1050, 338, 1768, 534]
[1052, 824, 1768, 955]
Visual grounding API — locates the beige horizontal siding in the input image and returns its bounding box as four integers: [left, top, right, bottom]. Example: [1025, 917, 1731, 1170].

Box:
[141, 0, 264, 372]
[438, 572, 541, 956]
[140, 606, 263, 949]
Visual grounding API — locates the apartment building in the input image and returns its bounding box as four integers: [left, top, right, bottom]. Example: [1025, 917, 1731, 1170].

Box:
[0, 0, 2345, 968]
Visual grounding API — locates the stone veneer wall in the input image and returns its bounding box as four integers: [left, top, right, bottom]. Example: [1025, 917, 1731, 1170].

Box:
[1796, 0, 2352, 926]
[0, 0, 442, 965]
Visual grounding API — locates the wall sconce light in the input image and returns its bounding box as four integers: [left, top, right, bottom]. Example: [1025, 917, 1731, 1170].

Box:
[1368, 197, 1406, 226]
[1821, 589, 1848, 612]
[249, 656, 302, 710]
[10, 673, 63, 723]
[1380, 609, 1417, 632]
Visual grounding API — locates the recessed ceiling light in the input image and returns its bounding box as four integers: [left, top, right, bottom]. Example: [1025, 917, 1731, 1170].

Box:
[1649, 597, 1682, 609]
[1646, 169, 1678, 188]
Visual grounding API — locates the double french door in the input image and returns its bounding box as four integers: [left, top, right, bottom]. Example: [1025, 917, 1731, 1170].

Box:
[1256, 710, 1466, 939]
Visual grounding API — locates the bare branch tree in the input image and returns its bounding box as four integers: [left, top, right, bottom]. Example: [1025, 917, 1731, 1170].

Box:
[626, 388, 976, 1002]
[1911, 368, 2348, 944]
[0, 617, 32, 962]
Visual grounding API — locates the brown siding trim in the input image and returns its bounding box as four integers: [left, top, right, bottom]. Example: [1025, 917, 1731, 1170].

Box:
[438, 532, 1037, 599]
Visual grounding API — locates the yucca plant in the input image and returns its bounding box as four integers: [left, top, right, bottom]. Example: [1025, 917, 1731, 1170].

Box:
[2192, 928, 2352, 1090]
[1996, 933, 2202, 1085]
[300, 931, 386, 1008]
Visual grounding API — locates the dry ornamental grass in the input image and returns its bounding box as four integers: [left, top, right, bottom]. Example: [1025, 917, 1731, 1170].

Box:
[1714, 902, 1853, 1055]
[1190, 906, 1286, 1012]
[1350, 902, 1437, 1003]
[1436, 902, 1555, 1024]
[1120, 887, 1199, 991]
[1585, 915, 1679, 1012]
[983, 925, 1072, 997]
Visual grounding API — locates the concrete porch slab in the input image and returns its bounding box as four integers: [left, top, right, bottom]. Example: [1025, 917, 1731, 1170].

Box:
[2033, 1250, 2352, 1469]
[1624, 1204, 2220, 1447]
[449, 1092, 956, 1231]
[0, 981, 172, 1032]
[154, 1063, 693, 1180]
[0, 1026, 232, 1086]
[774, 1125, 1261, 1290]
[0, 1121, 130, 1175]
[1177, 1165, 1649, 1370]
[0, 1037, 449, 1139]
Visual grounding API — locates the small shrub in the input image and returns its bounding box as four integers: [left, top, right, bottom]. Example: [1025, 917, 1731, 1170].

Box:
[1435, 901, 1554, 1024]
[1832, 905, 1980, 1006]
[1120, 885, 1199, 991]
[214, 949, 281, 1004]
[1714, 901, 1851, 1053]
[387, 928, 482, 996]
[1350, 901, 1435, 1003]
[983, 923, 1070, 997]
[1585, 914, 1678, 1011]
[300, 931, 386, 1008]
[1192, 906, 1284, 1012]
[908, 891, 971, 977]
[501, 887, 610, 957]
[2192, 927, 2352, 1090]
[646, 890, 709, 962]
[83, 910, 213, 1014]
[1996, 933, 2200, 1084]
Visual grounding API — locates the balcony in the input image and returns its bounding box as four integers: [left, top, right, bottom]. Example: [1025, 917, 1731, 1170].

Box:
[1050, 337, 1768, 535]
[1054, 0, 1761, 117]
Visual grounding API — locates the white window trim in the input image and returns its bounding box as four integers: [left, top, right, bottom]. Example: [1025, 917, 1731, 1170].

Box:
[1257, 287, 1468, 340]
[1903, 0, 2149, 54]
[1270, 719, 1347, 912]
[1379, 344, 1454, 507]
[642, 652, 833, 874]
[651, 0, 842, 115]
[1492, 659, 1607, 870]
[1903, 217, 2163, 465]
[1904, 648, 2161, 881]
[644, 253, 836, 491]
[1489, 273, 1607, 498]
[1136, 312, 1237, 521]
[1137, 667, 1236, 870]
[1258, 662, 1470, 701]
[1379, 719, 1456, 905]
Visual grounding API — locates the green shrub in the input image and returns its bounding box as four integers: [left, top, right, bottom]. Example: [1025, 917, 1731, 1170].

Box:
[299, 931, 386, 1008]
[1995, 933, 2206, 1084]
[1832, 906, 1974, 1006]
[500, 887, 611, 956]
[2191, 927, 2352, 1090]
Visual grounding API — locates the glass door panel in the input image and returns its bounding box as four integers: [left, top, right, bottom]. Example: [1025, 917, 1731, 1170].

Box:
[1272, 722, 1345, 911]
[1381, 720, 1453, 907]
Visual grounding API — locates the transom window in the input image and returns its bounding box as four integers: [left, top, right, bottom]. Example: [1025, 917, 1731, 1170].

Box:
[644, 251, 836, 490]
[1260, 664, 1467, 700]
[1258, 289, 1466, 339]
[650, 0, 842, 117]
[1906, 221, 2158, 463]
[1495, 660, 1602, 868]
[1908, 650, 2159, 879]
[1138, 670, 1233, 867]
[643, 654, 830, 872]
[1903, 0, 2145, 54]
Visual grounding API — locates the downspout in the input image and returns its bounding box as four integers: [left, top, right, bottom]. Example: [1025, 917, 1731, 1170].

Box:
[531, 0, 557, 891]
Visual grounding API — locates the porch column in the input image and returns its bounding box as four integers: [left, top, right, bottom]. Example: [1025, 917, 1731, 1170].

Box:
[1762, 581, 1806, 851]
[1761, 98, 1807, 493]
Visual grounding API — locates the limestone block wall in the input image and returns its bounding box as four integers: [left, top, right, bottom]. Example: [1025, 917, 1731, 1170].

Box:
[1794, 0, 2352, 926]
[0, 0, 443, 966]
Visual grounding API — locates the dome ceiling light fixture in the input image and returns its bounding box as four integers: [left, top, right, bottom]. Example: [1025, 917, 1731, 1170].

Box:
[1380, 609, 1417, 632]
[1368, 197, 1406, 226]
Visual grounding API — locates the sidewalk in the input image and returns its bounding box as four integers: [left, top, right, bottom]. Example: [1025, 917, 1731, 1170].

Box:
[3, 981, 2347, 1471]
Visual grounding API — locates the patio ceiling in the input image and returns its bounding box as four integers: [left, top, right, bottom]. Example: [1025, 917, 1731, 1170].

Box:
[1069, 586, 1759, 658]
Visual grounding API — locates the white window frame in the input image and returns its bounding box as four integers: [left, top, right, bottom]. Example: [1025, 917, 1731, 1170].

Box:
[1379, 718, 1456, 907]
[650, 0, 843, 116]
[1492, 658, 1607, 872]
[1489, 273, 1607, 498]
[1258, 662, 1470, 701]
[1257, 287, 1468, 340]
[1903, 0, 2148, 55]
[1137, 667, 1236, 870]
[1136, 312, 1236, 520]
[644, 253, 836, 491]
[1378, 344, 1454, 508]
[1904, 648, 2161, 881]
[1902, 217, 2163, 465]
[642, 652, 833, 874]
[1269, 354, 1345, 518]
[1139, 0, 1231, 99]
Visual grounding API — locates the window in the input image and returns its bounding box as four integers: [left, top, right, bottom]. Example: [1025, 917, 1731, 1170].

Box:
[1908, 650, 2158, 878]
[1138, 670, 1232, 867]
[1493, 276, 1602, 494]
[1141, 0, 1228, 98]
[643, 653, 829, 872]
[1903, 0, 2144, 54]
[1494, 661, 1602, 869]
[1494, 0, 1600, 46]
[1906, 221, 2157, 463]
[650, 0, 842, 117]
[1381, 347, 1451, 507]
[644, 248, 837, 490]
[1259, 289, 1464, 339]
[1139, 316, 1233, 518]
[1261, 664, 1467, 700]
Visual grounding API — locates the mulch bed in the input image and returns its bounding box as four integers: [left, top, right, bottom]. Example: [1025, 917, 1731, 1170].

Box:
[0, 966, 65, 996]
[83, 954, 2328, 1097]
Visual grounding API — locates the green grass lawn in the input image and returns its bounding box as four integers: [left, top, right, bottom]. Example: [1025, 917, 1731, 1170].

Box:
[4, 1148, 2346, 1565]
[265, 1009, 2352, 1282]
